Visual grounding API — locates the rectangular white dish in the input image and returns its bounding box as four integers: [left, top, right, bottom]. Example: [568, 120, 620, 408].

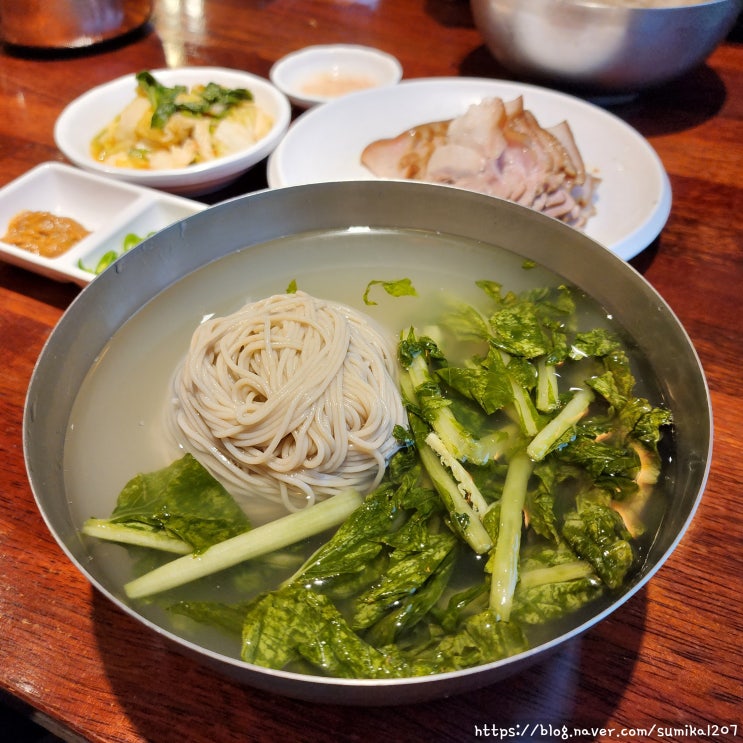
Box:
[0, 162, 206, 285]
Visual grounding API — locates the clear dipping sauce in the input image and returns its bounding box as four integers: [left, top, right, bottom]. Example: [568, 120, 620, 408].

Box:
[300, 71, 377, 98]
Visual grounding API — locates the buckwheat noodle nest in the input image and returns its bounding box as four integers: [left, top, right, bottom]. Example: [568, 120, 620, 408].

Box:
[167, 291, 407, 512]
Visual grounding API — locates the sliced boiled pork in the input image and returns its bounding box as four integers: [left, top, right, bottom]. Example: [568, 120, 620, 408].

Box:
[361, 96, 599, 228]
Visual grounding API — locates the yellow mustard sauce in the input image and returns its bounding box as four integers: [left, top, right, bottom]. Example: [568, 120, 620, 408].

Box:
[2, 210, 90, 258]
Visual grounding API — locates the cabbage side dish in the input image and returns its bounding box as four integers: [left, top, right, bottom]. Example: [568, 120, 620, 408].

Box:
[83, 277, 673, 679]
[90, 71, 274, 170]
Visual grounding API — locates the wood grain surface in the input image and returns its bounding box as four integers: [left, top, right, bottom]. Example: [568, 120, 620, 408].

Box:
[1, 2, 741, 741]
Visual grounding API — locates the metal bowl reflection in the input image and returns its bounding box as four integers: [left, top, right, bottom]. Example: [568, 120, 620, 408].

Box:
[470, 0, 742, 93]
[0, 0, 152, 49]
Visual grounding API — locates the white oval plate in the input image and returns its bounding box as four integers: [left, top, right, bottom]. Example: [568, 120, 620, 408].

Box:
[270, 44, 402, 109]
[268, 77, 671, 260]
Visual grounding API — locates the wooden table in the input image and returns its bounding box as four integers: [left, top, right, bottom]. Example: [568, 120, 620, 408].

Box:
[1, 2, 741, 741]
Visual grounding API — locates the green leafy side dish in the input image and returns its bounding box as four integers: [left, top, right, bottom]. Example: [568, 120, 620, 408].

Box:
[136, 71, 253, 129]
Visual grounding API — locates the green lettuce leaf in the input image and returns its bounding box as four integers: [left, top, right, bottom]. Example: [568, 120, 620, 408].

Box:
[352, 532, 457, 631]
[408, 611, 528, 675]
[241, 585, 410, 678]
[109, 453, 251, 552]
[561, 502, 635, 589]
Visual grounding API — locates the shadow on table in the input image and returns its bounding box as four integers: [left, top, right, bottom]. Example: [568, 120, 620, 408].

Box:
[424, 0, 476, 30]
[608, 64, 730, 138]
[457, 45, 731, 138]
[91, 586, 647, 743]
[0, 692, 64, 743]
[629, 237, 661, 276]
[0, 261, 81, 311]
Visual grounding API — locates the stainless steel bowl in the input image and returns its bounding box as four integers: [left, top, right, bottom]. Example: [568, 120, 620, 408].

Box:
[470, 0, 742, 93]
[24, 182, 711, 704]
[0, 0, 152, 49]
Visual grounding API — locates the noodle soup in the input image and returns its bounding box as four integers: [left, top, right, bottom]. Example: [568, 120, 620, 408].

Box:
[64, 227, 673, 673]
[65, 228, 557, 526]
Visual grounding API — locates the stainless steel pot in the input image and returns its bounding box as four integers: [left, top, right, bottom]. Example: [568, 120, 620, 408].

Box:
[470, 0, 743, 93]
[24, 181, 711, 704]
[0, 0, 152, 49]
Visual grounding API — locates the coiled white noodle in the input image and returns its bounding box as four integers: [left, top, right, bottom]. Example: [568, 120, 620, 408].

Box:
[167, 291, 407, 511]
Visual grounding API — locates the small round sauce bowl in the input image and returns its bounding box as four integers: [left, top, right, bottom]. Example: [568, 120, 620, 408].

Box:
[270, 44, 403, 109]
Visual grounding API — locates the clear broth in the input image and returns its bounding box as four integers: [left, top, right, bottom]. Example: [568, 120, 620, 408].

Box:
[64, 227, 671, 667]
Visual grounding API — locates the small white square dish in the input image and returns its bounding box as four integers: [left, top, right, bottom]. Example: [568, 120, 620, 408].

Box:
[0, 162, 206, 285]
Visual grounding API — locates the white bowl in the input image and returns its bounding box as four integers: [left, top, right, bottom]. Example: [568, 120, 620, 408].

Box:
[0, 162, 205, 285]
[54, 67, 292, 196]
[270, 45, 403, 109]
